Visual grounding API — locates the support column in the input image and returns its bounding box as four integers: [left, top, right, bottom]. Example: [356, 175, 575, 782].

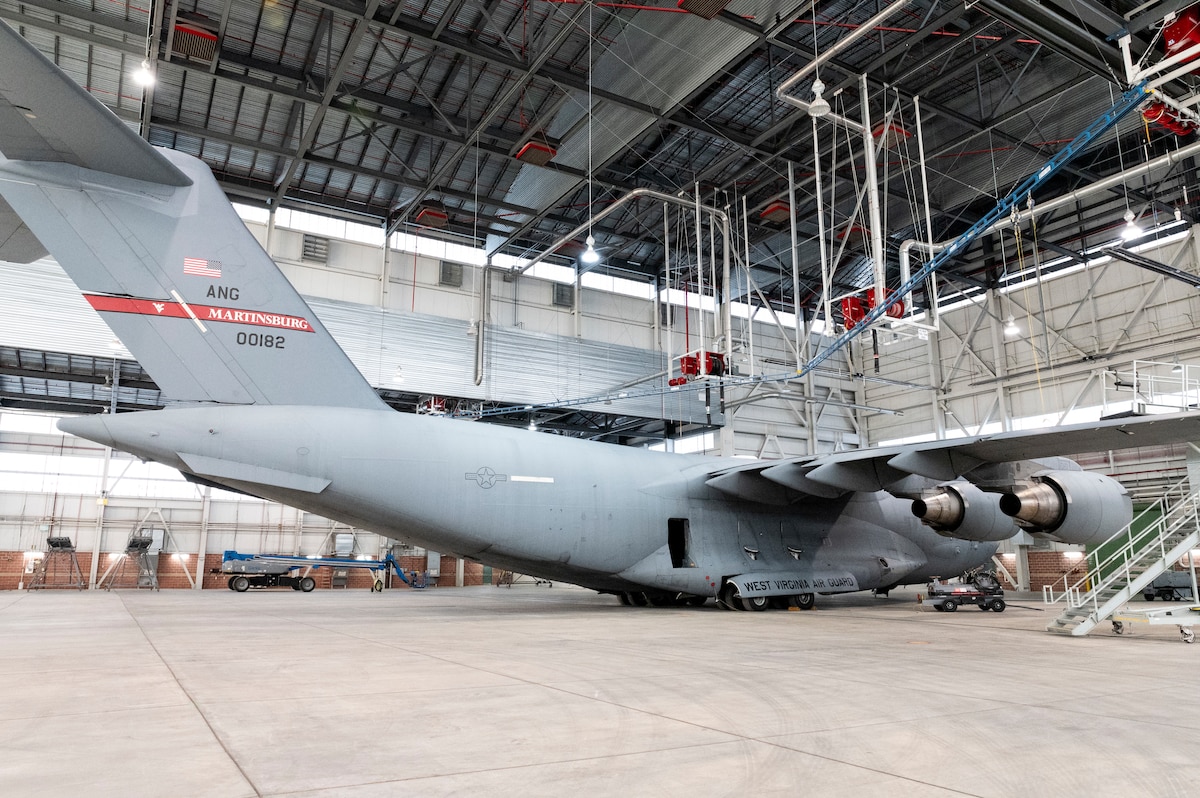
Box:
[455, 556, 465, 587]
[1015, 544, 1031, 592]
[193, 486, 211, 589]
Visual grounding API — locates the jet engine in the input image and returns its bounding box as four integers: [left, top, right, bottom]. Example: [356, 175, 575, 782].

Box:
[999, 470, 1131, 546]
[911, 482, 1017, 542]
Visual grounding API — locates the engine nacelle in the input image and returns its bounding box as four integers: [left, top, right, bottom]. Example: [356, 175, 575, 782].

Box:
[911, 482, 1017, 542]
[999, 470, 1131, 546]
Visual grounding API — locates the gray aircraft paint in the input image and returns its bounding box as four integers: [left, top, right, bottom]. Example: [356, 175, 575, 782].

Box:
[5, 19, 1200, 608]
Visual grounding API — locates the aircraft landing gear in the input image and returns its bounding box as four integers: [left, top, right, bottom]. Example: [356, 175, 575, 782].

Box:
[792, 593, 815, 610]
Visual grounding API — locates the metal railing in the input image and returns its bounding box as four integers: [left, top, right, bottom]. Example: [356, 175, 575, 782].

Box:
[1046, 476, 1200, 614]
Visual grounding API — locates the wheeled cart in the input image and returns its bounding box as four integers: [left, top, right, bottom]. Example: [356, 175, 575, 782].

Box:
[921, 572, 1006, 613]
[1111, 605, 1200, 643]
[220, 550, 426, 592]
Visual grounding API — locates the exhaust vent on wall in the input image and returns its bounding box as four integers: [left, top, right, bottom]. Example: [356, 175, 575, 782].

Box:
[301, 234, 329, 263]
[439, 260, 463, 288]
[553, 282, 574, 308]
[173, 23, 219, 63]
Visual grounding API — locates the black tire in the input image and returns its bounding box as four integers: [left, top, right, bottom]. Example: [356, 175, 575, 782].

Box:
[977, 603, 990, 611]
[792, 593, 816, 610]
[232, 575, 250, 593]
[647, 594, 671, 607]
[299, 576, 316, 592]
[1144, 593, 1155, 601]
[720, 583, 743, 610]
[226, 577, 237, 591]
[290, 581, 301, 590]
[991, 599, 1006, 612]
[686, 596, 708, 607]
[618, 592, 633, 606]
[942, 598, 958, 612]
[739, 595, 769, 612]
[933, 604, 945, 612]
[630, 591, 649, 607]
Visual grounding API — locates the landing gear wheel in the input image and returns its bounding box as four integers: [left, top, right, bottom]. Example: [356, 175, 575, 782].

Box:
[630, 592, 649, 607]
[941, 598, 958, 612]
[738, 595, 769, 612]
[647, 594, 671, 607]
[299, 576, 316, 592]
[618, 592, 633, 606]
[990, 599, 1006, 613]
[792, 593, 816, 610]
[719, 584, 742, 610]
[231, 575, 250, 593]
[372, 579, 384, 593]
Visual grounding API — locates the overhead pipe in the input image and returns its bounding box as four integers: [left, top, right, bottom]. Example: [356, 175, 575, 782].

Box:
[776, 2, 907, 330]
[774, 0, 910, 133]
[480, 187, 732, 385]
[897, 137, 1200, 307]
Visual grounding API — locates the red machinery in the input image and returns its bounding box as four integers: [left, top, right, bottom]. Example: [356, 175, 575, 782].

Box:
[1144, 9, 1200, 135]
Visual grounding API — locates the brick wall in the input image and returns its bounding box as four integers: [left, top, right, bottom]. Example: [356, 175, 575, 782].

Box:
[0, 550, 93, 590]
[0, 549, 502, 590]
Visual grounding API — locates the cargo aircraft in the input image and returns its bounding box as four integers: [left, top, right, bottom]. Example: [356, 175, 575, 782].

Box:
[3, 21, 1199, 610]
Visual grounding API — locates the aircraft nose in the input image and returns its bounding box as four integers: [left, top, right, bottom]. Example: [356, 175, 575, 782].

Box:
[57, 414, 115, 447]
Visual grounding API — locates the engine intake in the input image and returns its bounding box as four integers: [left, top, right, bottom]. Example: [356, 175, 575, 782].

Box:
[911, 482, 1016, 542]
[999, 470, 1131, 546]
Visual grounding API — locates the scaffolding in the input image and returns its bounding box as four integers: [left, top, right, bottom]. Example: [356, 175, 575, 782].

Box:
[26, 536, 86, 590]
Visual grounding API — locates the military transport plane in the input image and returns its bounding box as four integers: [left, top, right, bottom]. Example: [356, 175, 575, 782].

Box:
[4, 22, 1200, 611]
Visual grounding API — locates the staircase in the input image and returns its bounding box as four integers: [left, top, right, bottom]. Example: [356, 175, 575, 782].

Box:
[1045, 477, 1200, 636]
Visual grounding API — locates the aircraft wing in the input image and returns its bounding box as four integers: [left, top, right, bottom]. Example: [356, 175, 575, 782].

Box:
[0, 21, 189, 187]
[706, 410, 1200, 502]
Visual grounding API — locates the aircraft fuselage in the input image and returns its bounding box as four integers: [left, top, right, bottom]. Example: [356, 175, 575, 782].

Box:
[62, 406, 995, 597]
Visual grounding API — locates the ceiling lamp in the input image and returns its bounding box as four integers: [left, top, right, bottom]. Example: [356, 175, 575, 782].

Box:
[581, 235, 600, 265]
[1121, 209, 1143, 241]
[1003, 315, 1020, 337]
[808, 79, 831, 118]
[132, 59, 155, 87]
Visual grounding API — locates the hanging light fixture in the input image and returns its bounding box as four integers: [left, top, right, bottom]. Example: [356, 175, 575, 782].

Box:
[132, 59, 155, 87]
[1003, 315, 1020, 337]
[581, 1, 601, 268]
[581, 235, 600, 264]
[1121, 208, 1143, 241]
[808, 78, 831, 118]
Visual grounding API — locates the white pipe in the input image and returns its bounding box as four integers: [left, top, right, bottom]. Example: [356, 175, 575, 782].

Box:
[787, 161, 801, 368]
[694, 182, 706, 369]
[812, 119, 832, 334]
[1136, 39, 1200, 85]
[775, 0, 910, 134]
[913, 94, 939, 323]
[742, 195, 755, 377]
[860, 74, 887, 307]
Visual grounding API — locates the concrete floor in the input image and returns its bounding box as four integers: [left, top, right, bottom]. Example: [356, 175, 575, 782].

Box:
[0, 586, 1197, 797]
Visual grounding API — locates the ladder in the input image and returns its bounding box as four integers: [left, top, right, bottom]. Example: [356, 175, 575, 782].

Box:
[1045, 477, 1200, 636]
[27, 540, 86, 590]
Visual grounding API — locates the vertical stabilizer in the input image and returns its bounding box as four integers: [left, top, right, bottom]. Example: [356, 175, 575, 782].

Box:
[0, 22, 384, 409]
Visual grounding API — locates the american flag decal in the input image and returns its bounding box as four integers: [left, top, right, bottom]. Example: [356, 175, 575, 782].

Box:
[183, 257, 222, 278]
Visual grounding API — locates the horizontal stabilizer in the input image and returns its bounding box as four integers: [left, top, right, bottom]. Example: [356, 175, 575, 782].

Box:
[0, 21, 189, 186]
[178, 453, 331, 494]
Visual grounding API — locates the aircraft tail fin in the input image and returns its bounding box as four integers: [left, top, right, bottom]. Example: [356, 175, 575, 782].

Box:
[0, 22, 384, 409]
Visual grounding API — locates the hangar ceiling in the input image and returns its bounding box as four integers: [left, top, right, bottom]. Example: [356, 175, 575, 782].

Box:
[2, 0, 1197, 314]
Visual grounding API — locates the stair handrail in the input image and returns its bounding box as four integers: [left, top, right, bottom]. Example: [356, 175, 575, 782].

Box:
[1065, 476, 1199, 612]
